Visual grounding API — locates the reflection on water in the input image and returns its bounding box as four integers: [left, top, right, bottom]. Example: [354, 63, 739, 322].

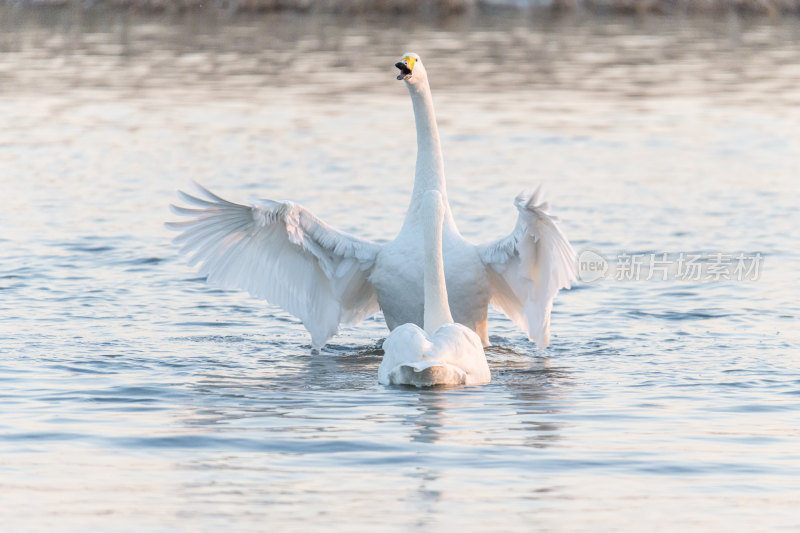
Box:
[3, 5, 800, 105]
[409, 391, 449, 444]
[1, 5, 800, 532]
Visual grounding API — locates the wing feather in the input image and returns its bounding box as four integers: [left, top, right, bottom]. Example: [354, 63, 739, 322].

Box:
[166, 182, 381, 348]
[478, 186, 577, 348]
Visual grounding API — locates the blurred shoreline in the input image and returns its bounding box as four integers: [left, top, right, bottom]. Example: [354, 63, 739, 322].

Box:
[4, 0, 800, 16]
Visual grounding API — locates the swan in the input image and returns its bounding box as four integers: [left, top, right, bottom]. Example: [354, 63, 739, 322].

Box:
[378, 190, 490, 387]
[167, 52, 576, 350]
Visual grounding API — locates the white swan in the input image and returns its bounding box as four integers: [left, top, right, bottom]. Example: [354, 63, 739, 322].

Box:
[167, 52, 576, 350]
[378, 190, 490, 387]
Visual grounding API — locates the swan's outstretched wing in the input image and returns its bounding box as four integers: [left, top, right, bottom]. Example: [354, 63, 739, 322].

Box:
[478, 186, 577, 348]
[166, 182, 381, 348]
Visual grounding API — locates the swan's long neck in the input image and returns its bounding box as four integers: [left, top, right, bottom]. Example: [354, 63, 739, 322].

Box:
[422, 191, 453, 334]
[403, 78, 456, 233]
[410, 81, 445, 195]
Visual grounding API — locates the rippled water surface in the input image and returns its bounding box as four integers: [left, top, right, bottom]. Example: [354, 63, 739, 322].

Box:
[1, 6, 799, 532]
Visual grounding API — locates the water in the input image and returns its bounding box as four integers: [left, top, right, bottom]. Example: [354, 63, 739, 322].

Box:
[1, 6, 799, 531]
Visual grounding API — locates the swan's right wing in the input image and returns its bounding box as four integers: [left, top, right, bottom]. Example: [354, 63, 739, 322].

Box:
[166, 182, 381, 348]
[478, 186, 577, 349]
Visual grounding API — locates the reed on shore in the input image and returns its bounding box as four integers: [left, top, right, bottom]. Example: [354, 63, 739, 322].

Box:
[6, 0, 800, 15]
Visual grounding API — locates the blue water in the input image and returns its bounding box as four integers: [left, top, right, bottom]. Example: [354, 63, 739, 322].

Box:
[1, 7, 799, 531]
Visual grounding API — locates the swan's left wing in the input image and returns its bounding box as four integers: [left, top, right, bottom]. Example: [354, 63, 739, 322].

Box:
[478, 186, 577, 348]
[166, 182, 381, 348]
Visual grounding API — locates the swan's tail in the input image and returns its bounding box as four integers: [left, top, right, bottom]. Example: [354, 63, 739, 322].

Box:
[387, 361, 467, 387]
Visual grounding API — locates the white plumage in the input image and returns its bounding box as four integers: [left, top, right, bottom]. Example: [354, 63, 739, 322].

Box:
[167, 52, 577, 350]
[379, 323, 489, 387]
[166, 185, 380, 348]
[478, 187, 577, 348]
[378, 190, 490, 387]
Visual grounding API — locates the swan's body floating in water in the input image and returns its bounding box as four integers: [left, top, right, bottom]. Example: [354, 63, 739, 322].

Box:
[379, 190, 490, 387]
[168, 53, 576, 350]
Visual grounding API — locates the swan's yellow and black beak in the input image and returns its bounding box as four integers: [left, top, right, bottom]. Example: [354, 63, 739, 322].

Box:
[395, 56, 416, 80]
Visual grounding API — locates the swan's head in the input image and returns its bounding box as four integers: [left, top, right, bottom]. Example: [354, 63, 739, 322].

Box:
[395, 52, 425, 85]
